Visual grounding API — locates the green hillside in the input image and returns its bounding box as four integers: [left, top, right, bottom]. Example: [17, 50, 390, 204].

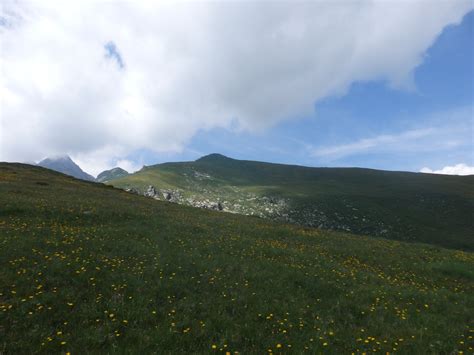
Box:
[97, 167, 129, 183]
[108, 154, 474, 251]
[0, 162, 473, 353]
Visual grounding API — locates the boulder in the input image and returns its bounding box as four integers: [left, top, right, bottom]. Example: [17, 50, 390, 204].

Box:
[144, 185, 157, 197]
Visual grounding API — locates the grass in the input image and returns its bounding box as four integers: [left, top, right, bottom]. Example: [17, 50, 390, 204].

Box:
[0, 162, 473, 353]
[109, 154, 474, 251]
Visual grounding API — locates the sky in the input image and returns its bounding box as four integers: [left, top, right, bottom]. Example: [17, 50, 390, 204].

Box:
[0, 1, 473, 176]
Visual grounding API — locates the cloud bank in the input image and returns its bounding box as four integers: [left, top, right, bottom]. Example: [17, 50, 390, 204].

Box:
[420, 164, 474, 176]
[1, 1, 472, 174]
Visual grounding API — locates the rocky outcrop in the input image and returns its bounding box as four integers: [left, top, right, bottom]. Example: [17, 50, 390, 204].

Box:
[186, 199, 223, 210]
[160, 189, 182, 202]
[123, 183, 292, 218]
[125, 187, 139, 194]
[144, 185, 157, 197]
[139, 185, 183, 203]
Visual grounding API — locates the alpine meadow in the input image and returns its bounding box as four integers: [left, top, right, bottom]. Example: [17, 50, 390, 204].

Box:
[1, 163, 473, 353]
[1, 1, 473, 354]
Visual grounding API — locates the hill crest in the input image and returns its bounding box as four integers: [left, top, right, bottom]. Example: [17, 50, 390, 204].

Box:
[195, 153, 235, 163]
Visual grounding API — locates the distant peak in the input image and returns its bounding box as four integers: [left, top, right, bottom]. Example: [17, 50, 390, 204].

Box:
[111, 167, 128, 173]
[39, 154, 72, 163]
[37, 154, 95, 181]
[196, 153, 233, 162]
[96, 166, 129, 182]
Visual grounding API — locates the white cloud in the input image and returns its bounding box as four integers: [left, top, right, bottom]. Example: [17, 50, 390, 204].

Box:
[309, 106, 473, 161]
[70, 145, 143, 176]
[311, 128, 436, 159]
[420, 164, 474, 176]
[74, 157, 142, 177]
[115, 160, 142, 175]
[1, 0, 472, 173]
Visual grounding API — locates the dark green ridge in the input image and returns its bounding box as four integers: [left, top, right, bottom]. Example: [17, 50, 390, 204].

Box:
[108, 154, 474, 251]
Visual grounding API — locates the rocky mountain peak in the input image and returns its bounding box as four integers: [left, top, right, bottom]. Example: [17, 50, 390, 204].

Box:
[37, 155, 95, 182]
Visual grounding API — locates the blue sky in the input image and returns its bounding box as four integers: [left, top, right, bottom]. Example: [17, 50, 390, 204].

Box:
[1, 2, 472, 175]
[132, 10, 473, 173]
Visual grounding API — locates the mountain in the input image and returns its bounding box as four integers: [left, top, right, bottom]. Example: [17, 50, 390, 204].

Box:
[1, 162, 472, 353]
[97, 167, 129, 182]
[106, 153, 474, 250]
[37, 155, 96, 181]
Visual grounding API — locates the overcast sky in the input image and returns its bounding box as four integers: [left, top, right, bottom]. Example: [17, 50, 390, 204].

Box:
[1, 0, 473, 176]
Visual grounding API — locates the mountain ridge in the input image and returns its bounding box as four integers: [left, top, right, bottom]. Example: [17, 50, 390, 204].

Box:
[107, 153, 474, 251]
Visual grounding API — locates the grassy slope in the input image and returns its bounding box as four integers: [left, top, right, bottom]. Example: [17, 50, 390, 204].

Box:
[0, 162, 473, 353]
[110, 154, 474, 251]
